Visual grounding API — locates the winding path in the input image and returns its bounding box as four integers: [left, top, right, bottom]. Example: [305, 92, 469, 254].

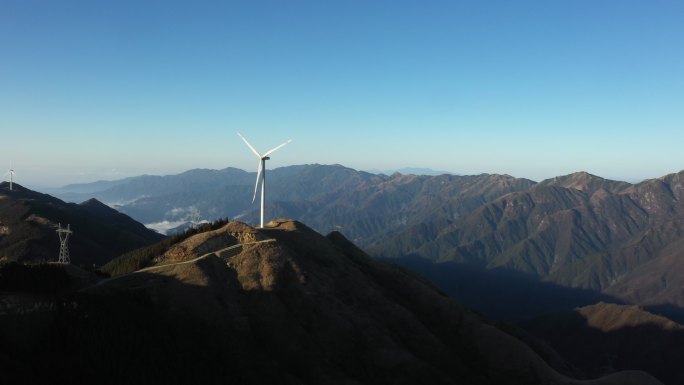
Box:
[94, 238, 276, 286]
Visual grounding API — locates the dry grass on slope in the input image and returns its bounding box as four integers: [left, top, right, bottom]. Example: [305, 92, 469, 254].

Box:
[88, 219, 664, 385]
[578, 302, 683, 332]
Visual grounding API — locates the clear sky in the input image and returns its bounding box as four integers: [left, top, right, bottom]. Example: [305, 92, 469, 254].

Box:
[2, 0, 683, 187]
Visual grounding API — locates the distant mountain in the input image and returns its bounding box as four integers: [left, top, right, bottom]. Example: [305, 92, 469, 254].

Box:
[0, 182, 164, 266]
[372, 171, 684, 317]
[50, 167, 254, 205]
[0, 219, 661, 384]
[44, 178, 133, 195]
[537, 171, 631, 194]
[47, 165, 684, 321]
[262, 170, 536, 249]
[50, 165, 532, 241]
[366, 167, 455, 176]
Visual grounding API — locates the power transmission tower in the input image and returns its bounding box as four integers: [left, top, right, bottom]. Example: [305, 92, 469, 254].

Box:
[56, 223, 73, 264]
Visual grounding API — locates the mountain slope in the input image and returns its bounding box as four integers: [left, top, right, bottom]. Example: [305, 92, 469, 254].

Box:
[272, 171, 536, 247]
[523, 302, 684, 385]
[50, 165, 536, 244]
[46, 166, 684, 317]
[0, 182, 164, 266]
[0, 219, 661, 384]
[373, 170, 684, 313]
[538, 171, 631, 194]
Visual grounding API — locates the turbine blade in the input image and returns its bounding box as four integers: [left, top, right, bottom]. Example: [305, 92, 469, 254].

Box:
[237, 132, 262, 158]
[263, 139, 292, 157]
[252, 161, 263, 203]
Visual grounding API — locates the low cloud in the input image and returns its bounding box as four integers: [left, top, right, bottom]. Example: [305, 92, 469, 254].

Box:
[164, 206, 201, 222]
[145, 220, 187, 234]
[105, 195, 149, 208]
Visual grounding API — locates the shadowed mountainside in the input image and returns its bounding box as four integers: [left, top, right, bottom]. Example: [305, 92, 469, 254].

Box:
[372, 170, 684, 312]
[385, 257, 622, 321]
[523, 302, 684, 385]
[0, 182, 164, 266]
[0, 219, 661, 385]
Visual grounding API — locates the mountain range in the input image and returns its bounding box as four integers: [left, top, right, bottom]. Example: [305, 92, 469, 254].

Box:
[49, 165, 535, 243]
[0, 219, 661, 384]
[0, 182, 164, 266]
[3, 175, 682, 383]
[373, 170, 684, 319]
[47, 164, 684, 321]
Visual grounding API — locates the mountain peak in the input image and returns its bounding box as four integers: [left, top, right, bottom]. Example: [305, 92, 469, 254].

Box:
[80, 197, 108, 207]
[91, 219, 661, 384]
[1, 182, 42, 197]
[0, 181, 19, 191]
[538, 171, 630, 194]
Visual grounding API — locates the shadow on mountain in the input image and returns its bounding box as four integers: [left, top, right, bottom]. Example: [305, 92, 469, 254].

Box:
[522, 303, 684, 385]
[0, 268, 274, 385]
[0, 221, 665, 385]
[1, 265, 548, 385]
[384, 256, 623, 321]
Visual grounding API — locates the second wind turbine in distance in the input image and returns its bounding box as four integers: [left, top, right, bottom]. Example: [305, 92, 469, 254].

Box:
[4, 163, 16, 191]
[237, 133, 292, 228]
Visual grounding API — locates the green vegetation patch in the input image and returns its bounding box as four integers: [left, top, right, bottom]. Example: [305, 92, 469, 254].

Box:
[101, 219, 232, 276]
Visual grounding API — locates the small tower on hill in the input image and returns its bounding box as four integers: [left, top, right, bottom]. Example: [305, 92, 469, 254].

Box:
[56, 223, 73, 264]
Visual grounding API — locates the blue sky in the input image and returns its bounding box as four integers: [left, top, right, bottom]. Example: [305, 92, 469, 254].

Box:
[1, 0, 683, 187]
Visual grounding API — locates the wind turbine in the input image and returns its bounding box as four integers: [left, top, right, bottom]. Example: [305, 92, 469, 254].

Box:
[237, 133, 292, 228]
[4, 163, 16, 191]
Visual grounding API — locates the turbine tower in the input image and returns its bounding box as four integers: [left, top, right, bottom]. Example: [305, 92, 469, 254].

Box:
[56, 223, 73, 264]
[4, 163, 16, 191]
[237, 132, 292, 228]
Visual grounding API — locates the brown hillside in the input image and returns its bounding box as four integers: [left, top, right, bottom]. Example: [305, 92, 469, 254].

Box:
[577, 302, 683, 332]
[523, 302, 684, 385]
[73, 219, 660, 385]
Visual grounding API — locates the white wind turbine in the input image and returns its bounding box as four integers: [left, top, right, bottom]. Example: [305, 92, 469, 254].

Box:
[4, 163, 16, 191]
[237, 133, 292, 228]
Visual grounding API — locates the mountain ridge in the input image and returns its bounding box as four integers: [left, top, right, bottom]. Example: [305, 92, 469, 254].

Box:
[370, 169, 684, 314]
[38, 166, 684, 317]
[0, 182, 164, 266]
[538, 171, 632, 194]
[1, 218, 660, 384]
